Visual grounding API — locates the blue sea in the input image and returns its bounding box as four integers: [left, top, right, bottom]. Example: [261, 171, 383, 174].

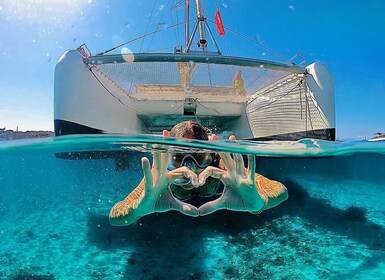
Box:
[1, 135, 385, 280]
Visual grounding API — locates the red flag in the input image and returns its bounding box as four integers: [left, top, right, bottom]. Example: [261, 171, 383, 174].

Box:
[215, 9, 225, 36]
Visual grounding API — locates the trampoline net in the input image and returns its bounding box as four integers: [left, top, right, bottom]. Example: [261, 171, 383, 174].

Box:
[86, 54, 331, 138]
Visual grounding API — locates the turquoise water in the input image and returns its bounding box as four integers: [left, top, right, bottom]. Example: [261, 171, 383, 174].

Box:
[1, 135, 385, 279]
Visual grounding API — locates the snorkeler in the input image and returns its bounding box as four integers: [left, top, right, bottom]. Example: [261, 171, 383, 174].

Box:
[109, 121, 288, 226]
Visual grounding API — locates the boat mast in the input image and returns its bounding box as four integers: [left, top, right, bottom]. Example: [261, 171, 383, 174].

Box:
[184, 0, 221, 54]
[185, 0, 190, 48]
[195, 0, 207, 49]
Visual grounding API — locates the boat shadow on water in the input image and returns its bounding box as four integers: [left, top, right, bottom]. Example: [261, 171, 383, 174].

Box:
[85, 179, 385, 278]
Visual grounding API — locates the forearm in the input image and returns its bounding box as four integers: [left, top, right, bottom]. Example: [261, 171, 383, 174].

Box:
[109, 179, 145, 226]
[254, 174, 288, 212]
[219, 158, 288, 212]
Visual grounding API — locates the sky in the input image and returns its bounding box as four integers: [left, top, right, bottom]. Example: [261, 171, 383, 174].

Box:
[0, 0, 384, 139]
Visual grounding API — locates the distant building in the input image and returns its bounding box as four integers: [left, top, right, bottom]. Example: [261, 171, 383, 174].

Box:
[0, 130, 54, 140]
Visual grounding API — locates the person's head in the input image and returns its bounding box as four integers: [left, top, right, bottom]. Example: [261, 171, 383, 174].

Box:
[169, 120, 208, 140]
[168, 121, 216, 187]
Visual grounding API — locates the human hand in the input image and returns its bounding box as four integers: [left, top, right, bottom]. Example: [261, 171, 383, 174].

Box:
[209, 134, 236, 141]
[198, 152, 265, 215]
[141, 129, 198, 214]
[109, 151, 199, 225]
[142, 151, 199, 214]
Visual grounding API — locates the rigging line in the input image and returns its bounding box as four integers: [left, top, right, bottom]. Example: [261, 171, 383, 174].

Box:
[147, 0, 173, 52]
[247, 73, 297, 104]
[201, 0, 207, 17]
[207, 64, 212, 86]
[144, 46, 175, 53]
[87, 66, 150, 115]
[170, 0, 184, 12]
[257, 73, 298, 98]
[195, 99, 226, 115]
[245, 69, 268, 89]
[305, 89, 318, 134]
[247, 80, 302, 113]
[305, 88, 315, 132]
[305, 90, 308, 134]
[299, 80, 303, 120]
[225, 92, 247, 103]
[170, 1, 198, 14]
[205, 19, 293, 64]
[246, 71, 288, 99]
[94, 71, 183, 117]
[173, 0, 180, 46]
[223, 29, 233, 67]
[221, 33, 235, 77]
[88, 65, 188, 117]
[302, 80, 328, 128]
[259, 71, 289, 93]
[96, 20, 195, 56]
[166, 100, 186, 114]
[140, 0, 158, 53]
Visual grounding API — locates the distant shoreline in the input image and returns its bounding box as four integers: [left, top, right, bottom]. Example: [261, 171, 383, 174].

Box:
[0, 129, 54, 140]
[1, 128, 383, 141]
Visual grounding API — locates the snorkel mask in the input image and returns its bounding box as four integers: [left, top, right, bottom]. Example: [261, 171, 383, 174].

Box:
[168, 153, 216, 186]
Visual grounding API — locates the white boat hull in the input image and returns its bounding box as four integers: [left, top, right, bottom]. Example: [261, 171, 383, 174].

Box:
[54, 50, 335, 140]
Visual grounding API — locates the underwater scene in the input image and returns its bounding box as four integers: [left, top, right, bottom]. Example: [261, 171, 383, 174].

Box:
[1, 136, 385, 280]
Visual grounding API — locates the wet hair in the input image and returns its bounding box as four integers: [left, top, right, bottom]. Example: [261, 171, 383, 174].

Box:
[170, 121, 208, 140]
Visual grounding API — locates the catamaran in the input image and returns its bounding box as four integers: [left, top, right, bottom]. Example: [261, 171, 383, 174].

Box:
[54, 0, 335, 141]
